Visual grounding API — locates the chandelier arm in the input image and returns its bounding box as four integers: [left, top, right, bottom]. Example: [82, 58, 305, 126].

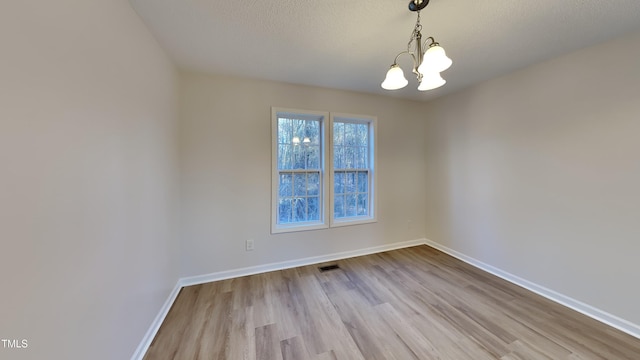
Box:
[391, 50, 410, 65]
[422, 36, 439, 48]
[389, 50, 421, 82]
[407, 34, 416, 52]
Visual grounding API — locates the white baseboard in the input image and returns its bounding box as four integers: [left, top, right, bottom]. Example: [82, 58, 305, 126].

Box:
[423, 239, 640, 340]
[130, 282, 182, 360]
[179, 238, 427, 287]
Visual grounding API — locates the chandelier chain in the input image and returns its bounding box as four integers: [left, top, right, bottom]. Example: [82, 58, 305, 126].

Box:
[407, 11, 422, 52]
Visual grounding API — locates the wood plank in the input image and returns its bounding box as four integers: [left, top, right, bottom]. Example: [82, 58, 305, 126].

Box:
[256, 324, 282, 360]
[280, 336, 311, 360]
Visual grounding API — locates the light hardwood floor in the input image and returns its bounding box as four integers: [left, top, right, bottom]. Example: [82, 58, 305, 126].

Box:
[144, 245, 640, 359]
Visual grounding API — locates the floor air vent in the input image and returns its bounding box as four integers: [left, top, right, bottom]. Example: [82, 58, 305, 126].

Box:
[318, 264, 340, 272]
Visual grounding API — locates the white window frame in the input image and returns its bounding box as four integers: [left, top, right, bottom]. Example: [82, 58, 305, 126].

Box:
[271, 108, 329, 234]
[329, 113, 377, 227]
[271, 108, 377, 234]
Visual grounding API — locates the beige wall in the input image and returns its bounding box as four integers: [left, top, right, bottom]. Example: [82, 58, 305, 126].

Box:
[179, 72, 427, 277]
[0, 1, 179, 359]
[3, 1, 639, 357]
[424, 30, 640, 325]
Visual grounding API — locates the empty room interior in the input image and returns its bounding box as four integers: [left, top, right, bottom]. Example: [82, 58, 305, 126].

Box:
[2, 0, 640, 359]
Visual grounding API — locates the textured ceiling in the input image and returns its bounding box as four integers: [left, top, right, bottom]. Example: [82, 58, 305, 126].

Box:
[130, 0, 640, 102]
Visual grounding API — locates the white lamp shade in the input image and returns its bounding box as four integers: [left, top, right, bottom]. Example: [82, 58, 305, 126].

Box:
[381, 65, 408, 90]
[418, 72, 446, 91]
[418, 45, 452, 74]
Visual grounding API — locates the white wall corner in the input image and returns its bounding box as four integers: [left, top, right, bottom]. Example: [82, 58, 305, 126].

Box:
[423, 239, 640, 340]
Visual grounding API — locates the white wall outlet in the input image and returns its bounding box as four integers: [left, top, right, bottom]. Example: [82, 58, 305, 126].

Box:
[245, 239, 254, 251]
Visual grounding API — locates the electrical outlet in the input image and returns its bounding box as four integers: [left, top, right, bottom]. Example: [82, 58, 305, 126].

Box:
[246, 239, 254, 251]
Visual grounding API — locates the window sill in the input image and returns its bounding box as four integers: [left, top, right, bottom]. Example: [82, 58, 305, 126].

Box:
[330, 216, 377, 228]
[271, 222, 329, 234]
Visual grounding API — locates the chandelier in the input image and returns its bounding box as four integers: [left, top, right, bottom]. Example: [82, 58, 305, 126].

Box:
[381, 0, 452, 91]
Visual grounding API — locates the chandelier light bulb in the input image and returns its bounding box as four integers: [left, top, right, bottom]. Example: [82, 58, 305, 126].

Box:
[381, 64, 409, 90]
[292, 136, 300, 145]
[418, 71, 446, 91]
[418, 44, 452, 74]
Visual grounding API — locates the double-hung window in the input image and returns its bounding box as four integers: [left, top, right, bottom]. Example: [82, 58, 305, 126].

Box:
[272, 109, 328, 233]
[271, 108, 376, 233]
[330, 114, 376, 226]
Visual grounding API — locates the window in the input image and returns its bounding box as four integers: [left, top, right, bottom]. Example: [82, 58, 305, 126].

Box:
[330, 114, 376, 227]
[272, 109, 328, 233]
[272, 108, 376, 233]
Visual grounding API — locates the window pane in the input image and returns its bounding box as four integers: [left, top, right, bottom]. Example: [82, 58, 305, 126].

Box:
[361, 146, 368, 168]
[306, 145, 320, 169]
[278, 144, 291, 170]
[357, 194, 368, 216]
[334, 172, 344, 194]
[356, 123, 368, 146]
[345, 123, 356, 146]
[279, 173, 292, 197]
[308, 172, 320, 195]
[294, 173, 307, 196]
[294, 198, 307, 222]
[279, 198, 292, 223]
[308, 196, 319, 221]
[355, 146, 368, 168]
[307, 121, 320, 144]
[333, 122, 344, 145]
[278, 118, 292, 144]
[334, 195, 345, 218]
[292, 119, 305, 142]
[346, 171, 356, 193]
[293, 145, 305, 169]
[346, 194, 357, 217]
[333, 146, 344, 169]
[357, 171, 368, 192]
[344, 146, 355, 168]
[354, 147, 363, 168]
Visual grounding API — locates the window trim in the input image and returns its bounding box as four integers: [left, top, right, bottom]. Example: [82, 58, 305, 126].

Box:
[271, 108, 377, 234]
[271, 107, 329, 234]
[329, 113, 377, 227]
